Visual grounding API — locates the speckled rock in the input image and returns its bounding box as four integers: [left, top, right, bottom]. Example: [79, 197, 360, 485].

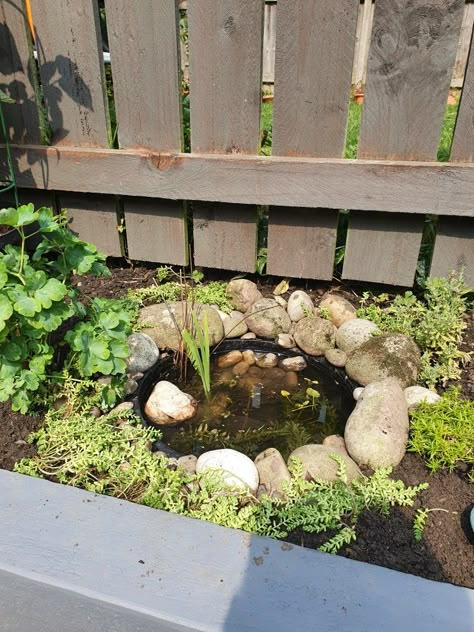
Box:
[287, 291, 314, 322]
[126, 332, 160, 373]
[138, 302, 224, 351]
[277, 333, 295, 349]
[344, 378, 409, 468]
[404, 386, 441, 411]
[345, 333, 421, 388]
[255, 448, 291, 499]
[274, 296, 287, 309]
[145, 381, 197, 425]
[177, 454, 198, 475]
[226, 279, 262, 313]
[319, 295, 357, 328]
[279, 356, 307, 372]
[246, 298, 291, 338]
[335, 319, 380, 354]
[256, 353, 278, 368]
[289, 444, 361, 483]
[324, 348, 347, 368]
[197, 449, 259, 493]
[223, 310, 248, 338]
[294, 317, 335, 356]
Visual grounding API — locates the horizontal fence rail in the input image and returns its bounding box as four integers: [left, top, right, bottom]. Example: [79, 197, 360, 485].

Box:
[0, 0, 473, 287]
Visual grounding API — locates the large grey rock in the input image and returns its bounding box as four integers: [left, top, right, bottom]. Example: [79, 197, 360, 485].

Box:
[289, 444, 361, 483]
[404, 386, 441, 411]
[345, 333, 421, 388]
[138, 302, 224, 351]
[126, 333, 160, 373]
[145, 381, 197, 425]
[287, 291, 314, 322]
[335, 319, 379, 354]
[226, 279, 262, 313]
[223, 311, 248, 338]
[294, 317, 336, 356]
[344, 378, 409, 468]
[196, 449, 259, 493]
[324, 348, 347, 368]
[254, 448, 291, 498]
[319, 294, 357, 328]
[246, 298, 291, 338]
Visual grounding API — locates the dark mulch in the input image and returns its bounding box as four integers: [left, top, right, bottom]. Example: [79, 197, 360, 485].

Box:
[1, 259, 472, 588]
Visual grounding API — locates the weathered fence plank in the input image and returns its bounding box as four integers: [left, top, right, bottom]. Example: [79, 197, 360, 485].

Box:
[344, 0, 465, 286]
[358, 0, 465, 161]
[262, 1, 276, 83]
[267, 208, 339, 279]
[272, 1, 358, 158]
[193, 202, 257, 272]
[429, 217, 474, 286]
[4, 146, 474, 217]
[30, 0, 109, 147]
[451, 31, 474, 162]
[104, 0, 181, 151]
[0, 0, 40, 144]
[60, 193, 121, 257]
[452, 2, 474, 88]
[187, 0, 264, 154]
[124, 197, 187, 265]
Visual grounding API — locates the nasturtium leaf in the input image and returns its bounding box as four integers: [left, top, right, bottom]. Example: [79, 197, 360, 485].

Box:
[35, 277, 67, 308]
[13, 294, 41, 317]
[16, 204, 39, 226]
[0, 207, 19, 226]
[24, 269, 47, 291]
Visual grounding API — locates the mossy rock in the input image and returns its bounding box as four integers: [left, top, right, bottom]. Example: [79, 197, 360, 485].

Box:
[245, 298, 291, 338]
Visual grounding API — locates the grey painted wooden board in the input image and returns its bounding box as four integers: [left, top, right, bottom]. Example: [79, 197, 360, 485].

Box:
[358, 0, 465, 161]
[193, 202, 257, 272]
[430, 216, 474, 287]
[451, 30, 474, 162]
[1, 470, 474, 632]
[0, 0, 41, 144]
[59, 192, 121, 257]
[30, 0, 109, 146]
[188, 0, 264, 154]
[343, 211, 425, 286]
[267, 207, 339, 279]
[124, 197, 187, 265]
[104, 0, 181, 151]
[272, 1, 358, 158]
[6, 146, 474, 217]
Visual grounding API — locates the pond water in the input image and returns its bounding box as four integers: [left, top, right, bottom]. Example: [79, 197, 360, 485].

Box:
[142, 349, 355, 460]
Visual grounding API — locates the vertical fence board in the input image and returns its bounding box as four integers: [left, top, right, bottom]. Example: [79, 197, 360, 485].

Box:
[352, 0, 375, 90]
[262, 1, 276, 83]
[452, 2, 474, 88]
[0, 0, 40, 143]
[267, 208, 339, 280]
[429, 217, 474, 287]
[358, 0, 465, 161]
[124, 198, 187, 265]
[451, 31, 474, 162]
[188, 0, 264, 154]
[343, 212, 426, 286]
[30, 0, 109, 146]
[60, 193, 121, 257]
[272, 0, 359, 158]
[344, 0, 464, 286]
[193, 203, 257, 272]
[105, 0, 181, 151]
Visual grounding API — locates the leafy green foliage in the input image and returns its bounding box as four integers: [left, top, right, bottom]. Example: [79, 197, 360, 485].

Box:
[181, 312, 211, 398]
[16, 383, 427, 554]
[408, 389, 474, 479]
[357, 275, 471, 387]
[0, 204, 131, 412]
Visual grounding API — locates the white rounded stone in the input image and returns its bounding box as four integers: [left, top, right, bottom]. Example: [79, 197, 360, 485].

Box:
[196, 449, 259, 493]
[404, 386, 441, 411]
[335, 319, 380, 354]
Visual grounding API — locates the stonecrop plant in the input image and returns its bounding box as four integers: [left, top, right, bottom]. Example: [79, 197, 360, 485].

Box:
[0, 204, 133, 412]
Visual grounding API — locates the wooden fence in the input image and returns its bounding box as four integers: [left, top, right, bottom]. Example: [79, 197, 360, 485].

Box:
[0, 0, 473, 287]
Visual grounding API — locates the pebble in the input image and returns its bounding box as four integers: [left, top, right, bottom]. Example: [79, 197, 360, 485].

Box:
[242, 350, 256, 365]
[217, 350, 243, 368]
[279, 356, 307, 372]
[284, 371, 299, 388]
[124, 378, 138, 396]
[324, 348, 347, 368]
[353, 387, 364, 401]
[232, 360, 250, 376]
[277, 333, 295, 349]
[256, 353, 278, 368]
[126, 332, 160, 373]
[241, 332, 257, 340]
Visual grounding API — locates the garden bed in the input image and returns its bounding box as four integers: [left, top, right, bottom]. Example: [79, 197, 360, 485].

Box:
[1, 259, 473, 589]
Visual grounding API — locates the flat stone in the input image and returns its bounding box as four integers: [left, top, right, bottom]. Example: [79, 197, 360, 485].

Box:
[217, 350, 243, 368]
[287, 291, 314, 322]
[255, 448, 291, 499]
[324, 348, 347, 368]
[241, 332, 257, 340]
[196, 449, 259, 493]
[335, 319, 380, 354]
[279, 356, 307, 372]
[109, 401, 133, 415]
[289, 444, 361, 484]
[294, 317, 336, 356]
[126, 333, 160, 373]
[344, 378, 409, 468]
[404, 386, 441, 411]
[319, 294, 357, 328]
[226, 279, 262, 313]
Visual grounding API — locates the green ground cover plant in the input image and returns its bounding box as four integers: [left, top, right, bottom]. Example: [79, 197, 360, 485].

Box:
[408, 388, 474, 480]
[15, 377, 427, 553]
[0, 204, 133, 412]
[357, 275, 471, 388]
